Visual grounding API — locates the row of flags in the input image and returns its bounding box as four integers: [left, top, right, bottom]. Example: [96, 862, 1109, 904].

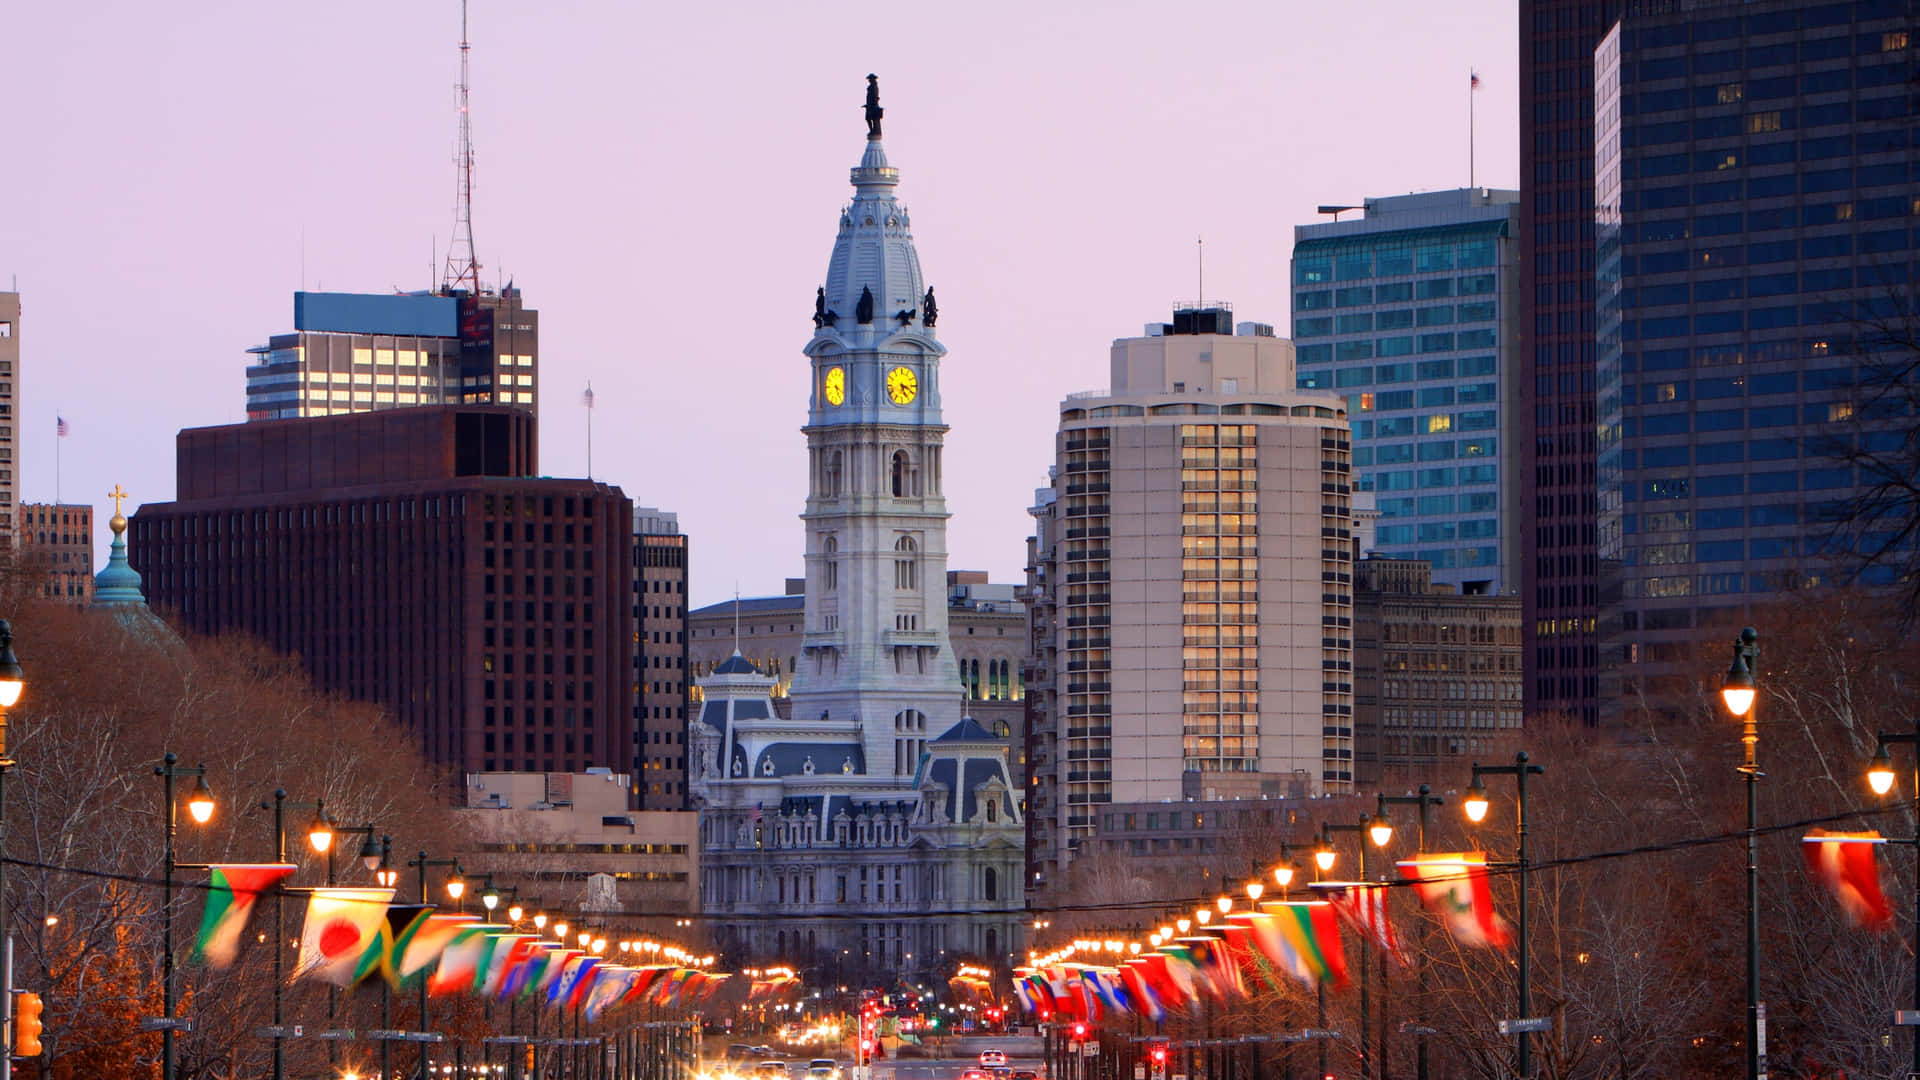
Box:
[1015, 833, 1903, 1020]
[189, 866, 728, 1021]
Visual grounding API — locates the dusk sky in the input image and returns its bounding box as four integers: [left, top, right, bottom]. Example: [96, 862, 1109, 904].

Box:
[6, 1, 1517, 607]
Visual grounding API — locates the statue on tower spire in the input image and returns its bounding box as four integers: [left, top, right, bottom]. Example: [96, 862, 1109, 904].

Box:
[864, 74, 883, 139]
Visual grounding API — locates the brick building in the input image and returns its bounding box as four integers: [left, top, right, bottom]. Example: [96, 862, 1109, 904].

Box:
[21, 502, 94, 603]
[130, 406, 635, 780]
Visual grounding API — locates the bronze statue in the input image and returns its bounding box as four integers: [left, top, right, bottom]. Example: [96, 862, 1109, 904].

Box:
[922, 287, 937, 328]
[856, 285, 875, 325]
[864, 74, 884, 138]
[813, 286, 827, 328]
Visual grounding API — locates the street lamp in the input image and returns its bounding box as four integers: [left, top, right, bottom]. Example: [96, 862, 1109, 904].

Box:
[1866, 721, 1920, 1078]
[1720, 626, 1762, 1080]
[1465, 752, 1547, 1080]
[409, 851, 462, 1080]
[1322, 817, 1385, 1080]
[1377, 785, 1446, 1080]
[0, 625, 20, 1080]
[307, 804, 336, 854]
[155, 753, 209, 1080]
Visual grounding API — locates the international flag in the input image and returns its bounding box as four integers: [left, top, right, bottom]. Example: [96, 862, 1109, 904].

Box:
[353, 904, 434, 987]
[1398, 852, 1512, 949]
[190, 864, 296, 969]
[1470, 70, 1483, 91]
[1318, 881, 1409, 965]
[1803, 830, 1893, 930]
[582, 383, 595, 409]
[292, 887, 396, 987]
[480, 935, 538, 997]
[1263, 901, 1350, 990]
[55, 417, 69, 438]
[550, 954, 599, 1009]
[537, 949, 584, 999]
[625, 965, 670, 1004]
[583, 965, 637, 1021]
[400, 913, 483, 983]
[1118, 962, 1166, 1022]
[429, 924, 496, 997]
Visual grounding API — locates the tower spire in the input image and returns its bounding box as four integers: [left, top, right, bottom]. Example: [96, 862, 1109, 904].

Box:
[441, 0, 480, 294]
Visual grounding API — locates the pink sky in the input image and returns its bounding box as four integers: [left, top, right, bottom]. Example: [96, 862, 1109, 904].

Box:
[5, 1, 1517, 607]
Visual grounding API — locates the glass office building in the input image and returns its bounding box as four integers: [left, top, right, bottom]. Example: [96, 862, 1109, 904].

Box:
[1293, 190, 1524, 595]
[1595, 0, 1917, 701]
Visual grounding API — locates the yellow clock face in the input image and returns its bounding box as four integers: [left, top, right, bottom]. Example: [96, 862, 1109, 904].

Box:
[824, 366, 846, 406]
[885, 366, 918, 405]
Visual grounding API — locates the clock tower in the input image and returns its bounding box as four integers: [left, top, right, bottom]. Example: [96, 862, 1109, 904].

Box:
[791, 78, 959, 780]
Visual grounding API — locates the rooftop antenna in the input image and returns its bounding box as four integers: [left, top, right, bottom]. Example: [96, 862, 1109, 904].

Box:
[441, 0, 481, 294]
[1197, 236, 1204, 308]
[732, 586, 742, 654]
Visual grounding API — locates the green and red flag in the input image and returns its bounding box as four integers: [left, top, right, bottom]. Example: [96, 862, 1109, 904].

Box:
[400, 913, 481, 984]
[1397, 852, 1511, 949]
[191, 864, 297, 969]
[1264, 900, 1349, 990]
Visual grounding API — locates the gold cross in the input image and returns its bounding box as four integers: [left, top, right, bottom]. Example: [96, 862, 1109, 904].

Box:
[109, 484, 128, 517]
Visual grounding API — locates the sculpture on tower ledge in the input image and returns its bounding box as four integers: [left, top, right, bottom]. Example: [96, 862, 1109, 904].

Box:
[922, 287, 938, 328]
[864, 74, 884, 138]
[856, 285, 875, 325]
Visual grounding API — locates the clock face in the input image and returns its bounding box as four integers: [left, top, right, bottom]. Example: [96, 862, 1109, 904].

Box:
[824, 366, 846, 406]
[885, 366, 918, 405]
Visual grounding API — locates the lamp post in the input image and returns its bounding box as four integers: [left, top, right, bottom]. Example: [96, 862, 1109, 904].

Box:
[154, 753, 211, 1080]
[1868, 723, 1920, 1078]
[0, 624, 20, 1080]
[317, 811, 382, 1071]
[1464, 752, 1546, 1080]
[1320, 818, 1386, 1080]
[375, 836, 399, 1080]
[1375, 786, 1444, 1080]
[409, 852, 463, 1080]
[1719, 626, 1762, 1080]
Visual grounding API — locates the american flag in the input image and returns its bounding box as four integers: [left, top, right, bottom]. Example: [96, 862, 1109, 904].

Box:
[1470, 70, 1483, 90]
[582, 384, 595, 409]
[55, 416, 69, 438]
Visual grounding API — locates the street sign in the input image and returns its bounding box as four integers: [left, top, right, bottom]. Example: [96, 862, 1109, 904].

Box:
[1758, 1000, 1769, 1080]
[1498, 1018, 1552, 1035]
[1893, 1011, 1920, 1026]
[1083, 1042, 1098, 1058]
[138, 1018, 194, 1033]
[1398, 1024, 1438, 1036]
[1134, 1065, 1145, 1079]
[483, 1035, 530, 1045]
[367, 1030, 447, 1043]
[315, 1029, 356, 1040]
[254, 1026, 305, 1039]
[1298, 1028, 1341, 1040]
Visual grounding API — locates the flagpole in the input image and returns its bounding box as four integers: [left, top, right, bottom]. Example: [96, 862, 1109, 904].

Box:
[1469, 69, 1478, 190]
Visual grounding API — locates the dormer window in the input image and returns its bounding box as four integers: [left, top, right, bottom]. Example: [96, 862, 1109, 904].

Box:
[985, 797, 998, 824]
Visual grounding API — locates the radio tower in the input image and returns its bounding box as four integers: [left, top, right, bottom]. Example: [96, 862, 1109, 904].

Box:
[441, 0, 481, 294]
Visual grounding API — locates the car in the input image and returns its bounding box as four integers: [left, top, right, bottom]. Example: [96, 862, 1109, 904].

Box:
[1011, 1072, 1040, 1080]
[806, 1060, 839, 1080]
[959, 1071, 993, 1080]
[979, 1050, 1008, 1067]
[755, 1063, 790, 1080]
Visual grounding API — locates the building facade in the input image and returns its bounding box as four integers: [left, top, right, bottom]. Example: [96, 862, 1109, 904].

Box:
[129, 406, 635, 779]
[1293, 189, 1525, 596]
[689, 91, 1024, 984]
[633, 506, 691, 809]
[244, 288, 538, 421]
[1352, 555, 1523, 786]
[1023, 308, 1358, 892]
[460, 770, 701, 931]
[1521, 0, 1624, 727]
[21, 503, 94, 603]
[1595, 0, 1919, 704]
[0, 293, 17, 546]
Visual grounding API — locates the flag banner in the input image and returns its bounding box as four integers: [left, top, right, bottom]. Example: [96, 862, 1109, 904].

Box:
[402, 915, 482, 983]
[1803, 830, 1894, 930]
[538, 949, 585, 999]
[1119, 962, 1166, 1023]
[1193, 936, 1244, 999]
[354, 904, 433, 987]
[562, 956, 605, 1010]
[191, 864, 297, 969]
[1215, 921, 1256, 996]
[583, 965, 637, 1021]
[56, 417, 70, 438]
[1263, 901, 1350, 990]
[481, 935, 538, 997]
[626, 965, 670, 1004]
[1316, 881, 1410, 965]
[292, 887, 395, 987]
[695, 972, 730, 1003]
[1011, 976, 1039, 1014]
[502, 942, 555, 1001]
[1244, 910, 1311, 985]
[430, 925, 496, 997]
[1397, 852, 1512, 949]
[1136, 952, 1191, 1010]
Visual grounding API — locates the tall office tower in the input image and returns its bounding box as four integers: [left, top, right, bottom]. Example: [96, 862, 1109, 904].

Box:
[1595, 0, 1919, 703]
[20, 503, 94, 603]
[0, 293, 17, 546]
[689, 82, 1023, 977]
[1293, 189, 1525, 595]
[1024, 307, 1357, 888]
[632, 506, 690, 808]
[129, 406, 635, 780]
[1521, 0, 1624, 727]
[243, 289, 537, 421]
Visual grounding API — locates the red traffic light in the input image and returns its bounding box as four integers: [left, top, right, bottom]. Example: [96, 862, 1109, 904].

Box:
[1150, 1045, 1168, 1065]
[1072, 1023, 1087, 1039]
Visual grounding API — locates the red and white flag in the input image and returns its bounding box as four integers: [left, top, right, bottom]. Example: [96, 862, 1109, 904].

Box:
[1398, 852, 1512, 949]
[1321, 881, 1409, 965]
[1470, 70, 1483, 90]
[1802, 830, 1893, 930]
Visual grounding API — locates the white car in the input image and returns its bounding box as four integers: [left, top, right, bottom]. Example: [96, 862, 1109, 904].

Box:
[979, 1050, 1008, 1067]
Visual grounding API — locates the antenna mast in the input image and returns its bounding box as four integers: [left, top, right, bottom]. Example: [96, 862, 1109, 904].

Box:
[442, 0, 480, 293]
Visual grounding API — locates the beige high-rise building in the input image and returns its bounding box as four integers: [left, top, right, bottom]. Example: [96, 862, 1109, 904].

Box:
[1024, 306, 1359, 891]
[0, 293, 18, 546]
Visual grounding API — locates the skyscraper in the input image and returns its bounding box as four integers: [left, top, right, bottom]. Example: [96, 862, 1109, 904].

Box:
[1023, 308, 1358, 888]
[1595, 0, 1919, 702]
[1293, 189, 1524, 595]
[244, 289, 537, 421]
[0, 292, 18, 546]
[1520, 0, 1624, 726]
[688, 80, 1023, 977]
[632, 506, 690, 808]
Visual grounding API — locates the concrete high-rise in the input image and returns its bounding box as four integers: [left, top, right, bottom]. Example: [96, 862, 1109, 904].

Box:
[129, 406, 634, 780]
[244, 289, 537, 421]
[632, 506, 690, 808]
[0, 293, 18, 545]
[21, 503, 94, 603]
[1293, 189, 1524, 595]
[1024, 307, 1358, 889]
[1521, 0, 1624, 727]
[1595, 0, 1919, 703]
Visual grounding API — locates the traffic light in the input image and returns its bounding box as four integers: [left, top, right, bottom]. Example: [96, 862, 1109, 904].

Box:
[1072, 1022, 1087, 1040]
[13, 992, 42, 1056]
[1150, 1044, 1168, 1067]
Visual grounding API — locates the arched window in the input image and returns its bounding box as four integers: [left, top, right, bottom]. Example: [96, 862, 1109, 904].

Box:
[894, 536, 918, 590]
[986, 926, 998, 957]
[826, 450, 844, 497]
[891, 450, 911, 497]
[823, 536, 839, 591]
[985, 795, 999, 824]
[983, 867, 998, 901]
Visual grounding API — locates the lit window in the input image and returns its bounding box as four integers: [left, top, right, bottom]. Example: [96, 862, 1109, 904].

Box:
[1716, 83, 1744, 104]
[1746, 112, 1782, 134]
[1835, 203, 1855, 221]
[1828, 402, 1854, 422]
[375, 349, 395, 365]
[1885, 30, 1909, 51]
[1424, 415, 1452, 434]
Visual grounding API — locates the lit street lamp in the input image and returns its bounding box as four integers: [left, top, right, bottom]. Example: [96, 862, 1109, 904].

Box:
[1465, 752, 1545, 1080]
[1376, 785, 1445, 1080]
[1720, 626, 1763, 1080]
[155, 753, 210, 1080]
[1867, 721, 1920, 1077]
